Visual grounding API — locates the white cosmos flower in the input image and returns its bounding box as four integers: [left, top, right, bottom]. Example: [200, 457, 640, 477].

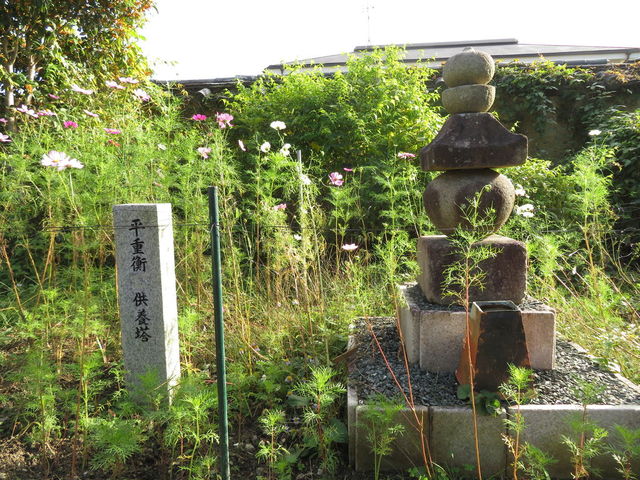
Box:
[515, 203, 535, 218]
[270, 120, 286, 131]
[279, 143, 291, 156]
[514, 184, 528, 197]
[300, 174, 311, 185]
[589, 129, 602, 136]
[40, 150, 83, 171]
[260, 142, 271, 153]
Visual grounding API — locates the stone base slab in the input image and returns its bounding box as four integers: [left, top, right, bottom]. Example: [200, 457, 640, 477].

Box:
[348, 384, 640, 478]
[417, 234, 527, 305]
[398, 284, 556, 372]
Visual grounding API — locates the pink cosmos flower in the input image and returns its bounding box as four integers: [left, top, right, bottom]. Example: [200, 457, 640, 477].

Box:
[0, 118, 7, 124]
[273, 203, 287, 211]
[118, 77, 139, 84]
[215, 112, 233, 128]
[342, 243, 358, 251]
[107, 139, 121, 147]
[48, 94, 60, 100]
[105, 80, 125, 90]
[37, 110, 57, 117]
[64, 121, 78, 129]
[83, 109, 99, 118]
[40, 150, 83, 170]
[197, 147, 212, 159]
[104, 128, 121, 134]
[397, 152, 416, 160]
[191, 114, 207, 121]
[328, 172, 344, 186]
[343, 167, 354, 172]
[133, 89, 151, 102]
[16, 104, 38, 118]
[0, 133, 11, 143]
[238, 140, 246, 151]
[70, 84, 94, 95]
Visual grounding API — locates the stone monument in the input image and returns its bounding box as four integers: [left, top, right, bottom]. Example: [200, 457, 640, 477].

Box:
[113, 203, 181, 401]
[403, 47, 557, 385]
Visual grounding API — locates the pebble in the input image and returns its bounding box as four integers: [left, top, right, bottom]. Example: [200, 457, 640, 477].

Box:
[350, 317, 640, 406]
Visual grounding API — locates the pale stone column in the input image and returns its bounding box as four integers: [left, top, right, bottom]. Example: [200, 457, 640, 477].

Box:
[113, 204, 181, 400]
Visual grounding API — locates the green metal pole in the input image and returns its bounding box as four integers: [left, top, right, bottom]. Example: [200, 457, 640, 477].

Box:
[208, 186, 230, 480]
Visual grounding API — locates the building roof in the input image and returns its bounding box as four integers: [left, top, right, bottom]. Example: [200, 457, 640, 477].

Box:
[157, 39, 640, 95]
[266, 38, 640, 74]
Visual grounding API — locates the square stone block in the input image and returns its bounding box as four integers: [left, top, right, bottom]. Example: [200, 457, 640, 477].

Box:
[510, 404, 640, 479]
[417, 235, 527, 306]
[355, 405, 430, 472]
[399, 283, 555, 373]
[431, 406, 507, 477]
[512, 405, 583, 478]
[420, 309, 467, 373]
[588, 405, 640, 478]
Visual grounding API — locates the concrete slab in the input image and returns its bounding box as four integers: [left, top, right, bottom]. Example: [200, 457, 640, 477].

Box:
[355, 404, 430, 472]
[431, 406, 507, 478]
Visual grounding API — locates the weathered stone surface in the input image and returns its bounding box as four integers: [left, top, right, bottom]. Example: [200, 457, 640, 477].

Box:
[420, 113, 528, 171]
[397, 284, 423, 364]
[443, 47, 495, 87]
[355, 405, 429, 471]
[113, 204, 181, 401]
[588, 405, 640, 478]
[423, 169, 515, 235]
[431, 406, 506, 477]
[456, 301, 530, 392]
[417, 235, 527, 305]
[522, 310, 556, 370]
[442, 84, 495, 114]
[399, 283, 554, 373]
[510, 405, 640, 478]
[419, 309, 467, 372]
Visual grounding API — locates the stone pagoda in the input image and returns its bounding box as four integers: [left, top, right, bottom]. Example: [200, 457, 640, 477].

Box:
[400, 48, 556, 389]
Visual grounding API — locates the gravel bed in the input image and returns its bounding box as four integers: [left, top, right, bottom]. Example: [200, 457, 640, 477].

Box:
[402, 282, 551, 312]
[349, 316, 640, 406]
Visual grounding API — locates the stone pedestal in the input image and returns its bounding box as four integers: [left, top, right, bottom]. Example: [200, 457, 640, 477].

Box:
[113, 204, 181, 401]
[398, 284, 555, 372]
[417, 235, 527, 305]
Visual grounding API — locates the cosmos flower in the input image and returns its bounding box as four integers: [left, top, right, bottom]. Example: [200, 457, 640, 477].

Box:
[83, 109, 99, 118]
[0, 133, 11, 143]
[270, 120, 286, 131]
[118, 77, 139, 84]
[37, 110, 57, 117]
[589, 129, 602, 136]
[341, 243, 358, 251]
[0, 118, 7, 124]
[279, 143, 291, 156]
[514, 184, 528, 197]
[328, 172, 343, 186]
[133, 89, 151, 102]
[260, 142, 271, 153]
[397, 152, 416, 159]
[105, 80, 125, 90]
[63, 121, 78, 129]
[300, 174, 311, 185]
[197, 147, 212, 158]
[238, 140, 246, 151]
[47, 94, 60, 100]
[215, 112, 233, 128]
[40, 150, 83, 170]
[191, 114, 207, 121]
[273, 203, 287, 211]
[104, 128, 121, 134]
[16, 104, 38, 118]
[70, 84, 94, 95]
[515, 203, 535, 218]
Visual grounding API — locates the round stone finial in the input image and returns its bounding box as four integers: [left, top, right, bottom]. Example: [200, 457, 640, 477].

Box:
[443, 48, 496, 87]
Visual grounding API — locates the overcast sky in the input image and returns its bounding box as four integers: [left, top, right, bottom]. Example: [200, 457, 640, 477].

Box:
[140, 0, 640, 80]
